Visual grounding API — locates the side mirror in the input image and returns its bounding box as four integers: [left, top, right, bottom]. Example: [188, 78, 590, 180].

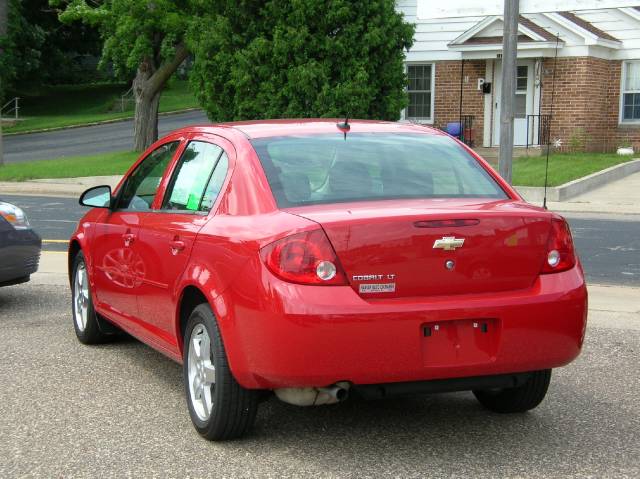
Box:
[80, 185, 112, 209]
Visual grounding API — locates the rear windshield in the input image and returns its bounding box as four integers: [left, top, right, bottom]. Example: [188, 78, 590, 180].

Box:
[251, 133, 508, 207]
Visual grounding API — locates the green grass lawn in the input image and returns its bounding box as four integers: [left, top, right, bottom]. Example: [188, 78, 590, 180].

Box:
[512, 153, 636, 187]
[0, 151, 138, 181]
[4, 80, 199, 134]
[0, 150, 634, 186]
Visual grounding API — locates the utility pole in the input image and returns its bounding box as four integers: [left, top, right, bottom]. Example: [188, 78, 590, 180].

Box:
[499, 0, 519, 184]
[0, 0, 7, 166]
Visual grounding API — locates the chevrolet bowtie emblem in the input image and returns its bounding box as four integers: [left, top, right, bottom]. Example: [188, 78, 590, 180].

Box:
[433, 236, 465, 251]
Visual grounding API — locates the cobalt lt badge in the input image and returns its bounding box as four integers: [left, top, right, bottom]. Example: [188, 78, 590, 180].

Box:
[433, 236, 465, 251]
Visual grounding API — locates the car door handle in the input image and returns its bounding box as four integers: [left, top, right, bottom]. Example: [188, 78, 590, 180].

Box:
[170, 240, 186, 255]
[122, 233, 136, 246]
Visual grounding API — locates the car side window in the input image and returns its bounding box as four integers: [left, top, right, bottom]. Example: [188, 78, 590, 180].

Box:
[117, 142, 179, 210]
[163, 141, 228, 212]
[199, 153, 229, 212]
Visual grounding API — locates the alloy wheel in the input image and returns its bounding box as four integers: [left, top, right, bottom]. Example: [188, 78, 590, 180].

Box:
[187, 324, 216, 421]
[74, 263, 90, 332]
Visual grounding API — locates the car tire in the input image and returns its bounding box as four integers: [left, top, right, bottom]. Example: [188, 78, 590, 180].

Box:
[183, 303, 259, 441]
[71, 251, 113, 344]
[473, 369, 552, 413]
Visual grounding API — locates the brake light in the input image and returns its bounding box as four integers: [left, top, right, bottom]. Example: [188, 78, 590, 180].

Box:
[541, 218, 576, 274]
[260, 229, 348, 285]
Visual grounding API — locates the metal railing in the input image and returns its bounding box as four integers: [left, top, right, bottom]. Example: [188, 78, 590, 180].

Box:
[526, 114, 552, 149]
[1, 97, 20, 120]
[459, 115, 475, 147]
[120, 86, 134, 112]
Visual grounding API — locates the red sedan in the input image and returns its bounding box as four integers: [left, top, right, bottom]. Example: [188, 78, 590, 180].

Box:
[70, 120, 587, 440]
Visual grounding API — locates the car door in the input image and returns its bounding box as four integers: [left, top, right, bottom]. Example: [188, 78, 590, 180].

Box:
[91, 141, 181, 324]
[135, 136, 232, 349]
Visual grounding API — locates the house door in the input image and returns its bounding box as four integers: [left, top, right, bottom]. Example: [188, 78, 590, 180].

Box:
[493, 60, 535, 146]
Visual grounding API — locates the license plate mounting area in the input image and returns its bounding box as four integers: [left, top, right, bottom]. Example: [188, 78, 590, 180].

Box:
[421, 318, 500, 367]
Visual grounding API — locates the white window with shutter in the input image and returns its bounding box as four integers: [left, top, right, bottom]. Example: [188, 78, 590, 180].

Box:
[621, 61, 640, 124]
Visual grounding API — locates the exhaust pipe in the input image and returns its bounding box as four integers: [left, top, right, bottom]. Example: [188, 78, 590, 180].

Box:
[317, 385, 349, 402]
[275, 382, 350, 406]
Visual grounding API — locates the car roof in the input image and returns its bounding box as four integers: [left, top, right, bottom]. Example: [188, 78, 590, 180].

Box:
[172, 119, 445, 140]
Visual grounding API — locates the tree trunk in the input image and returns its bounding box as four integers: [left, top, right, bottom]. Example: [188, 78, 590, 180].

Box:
[132, 44, 189, 151]
[133, 89, 161, 152]
[0, 0, 8, 166]
[0, 84, 3, 165]
[132, 61, 160, 152]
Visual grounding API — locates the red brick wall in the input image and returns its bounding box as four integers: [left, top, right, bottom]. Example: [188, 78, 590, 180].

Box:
[426, 57, 640, 152]
[433, 60, 485, 147]
[605, 62, 640, 151]
[539, 57, 640, 152]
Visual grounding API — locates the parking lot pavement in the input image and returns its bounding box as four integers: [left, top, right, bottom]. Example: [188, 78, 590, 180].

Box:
[0, 275, 638, 478]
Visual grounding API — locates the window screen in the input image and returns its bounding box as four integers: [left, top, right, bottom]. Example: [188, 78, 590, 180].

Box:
[251, 134, 507, 208]
[163, 141, 226, 212]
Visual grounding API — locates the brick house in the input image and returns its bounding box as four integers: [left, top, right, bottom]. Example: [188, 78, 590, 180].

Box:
[397, 1, 640, 152]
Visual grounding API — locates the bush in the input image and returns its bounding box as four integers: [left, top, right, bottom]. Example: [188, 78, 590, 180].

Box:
[188, 0, 415, 122]
[568, 127, 589, 153]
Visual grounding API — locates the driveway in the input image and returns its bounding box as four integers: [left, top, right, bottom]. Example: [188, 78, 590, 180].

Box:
[0, 281, 638, 478]
[2, 110, 209, 163]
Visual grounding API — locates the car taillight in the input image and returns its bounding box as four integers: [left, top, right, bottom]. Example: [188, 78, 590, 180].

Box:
[541, 218, 576, 274]
[260, 229, 348, 285]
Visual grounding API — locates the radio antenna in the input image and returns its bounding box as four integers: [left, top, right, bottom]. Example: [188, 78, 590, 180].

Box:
[337, 116, 350, 140]
[543, 34, 560, 210]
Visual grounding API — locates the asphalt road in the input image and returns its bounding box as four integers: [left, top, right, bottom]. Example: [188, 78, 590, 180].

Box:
[3, 110, 209, 163]
[2, 194, 639, 287]
[0, 282, 637, 478]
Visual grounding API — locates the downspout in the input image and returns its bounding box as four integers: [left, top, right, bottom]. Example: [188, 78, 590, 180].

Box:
[459, 59, 465, 143]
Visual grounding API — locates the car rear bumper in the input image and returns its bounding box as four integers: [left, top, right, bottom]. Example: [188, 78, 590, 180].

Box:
[0, 229, 42, 286]
[222, 265, 587, 390]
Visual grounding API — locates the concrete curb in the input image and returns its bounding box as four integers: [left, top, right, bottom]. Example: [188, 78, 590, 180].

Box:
[0, 176, 122, 198]
[516, 158, 640, 202]
[4, 108, 202, 137]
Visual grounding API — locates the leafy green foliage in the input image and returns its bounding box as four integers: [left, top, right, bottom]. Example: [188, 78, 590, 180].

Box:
[56, 0, 189, 78]
[188, 0, 415, 121]
[0, 0, 102, 95]
[0, 0, 45, 97]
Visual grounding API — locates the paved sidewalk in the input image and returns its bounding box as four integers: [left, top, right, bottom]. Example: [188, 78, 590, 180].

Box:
[0, 176, 121, 197]
[544, 171, 640, 216]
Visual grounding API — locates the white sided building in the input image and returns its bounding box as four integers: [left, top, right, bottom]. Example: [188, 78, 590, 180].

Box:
[397, 0, 640, 151]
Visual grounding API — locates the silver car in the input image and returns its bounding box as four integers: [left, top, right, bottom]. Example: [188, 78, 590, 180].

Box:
[0, 201, 41, 286]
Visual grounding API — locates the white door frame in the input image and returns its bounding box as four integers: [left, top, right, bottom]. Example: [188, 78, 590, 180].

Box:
[491, 59, 537, 147]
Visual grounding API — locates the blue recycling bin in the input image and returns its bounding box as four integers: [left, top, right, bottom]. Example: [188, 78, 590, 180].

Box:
[446, 122, 462, 137]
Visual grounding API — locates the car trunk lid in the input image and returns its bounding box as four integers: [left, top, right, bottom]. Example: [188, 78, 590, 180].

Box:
[286, 199, 552, 298]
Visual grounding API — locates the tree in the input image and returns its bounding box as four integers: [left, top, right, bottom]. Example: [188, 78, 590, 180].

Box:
[23, 0, 102, 85]
[56, 0, 190, 150]
[0, 0, 44, 99]
[0, 0, 7, 166]
[0, 0, 101, 98]
[188, 0, 414, 122]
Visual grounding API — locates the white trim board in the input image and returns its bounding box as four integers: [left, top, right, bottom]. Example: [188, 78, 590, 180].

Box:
[418, 1, 640, 19]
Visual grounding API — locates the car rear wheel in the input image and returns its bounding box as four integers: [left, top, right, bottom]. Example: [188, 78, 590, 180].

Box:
[71, 252, 113, 344]
[473, 369, 552, 413]
[183, 304, 259, 441]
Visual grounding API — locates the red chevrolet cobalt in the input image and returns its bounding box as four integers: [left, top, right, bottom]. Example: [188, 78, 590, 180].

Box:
[70, 120, 587, 440]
